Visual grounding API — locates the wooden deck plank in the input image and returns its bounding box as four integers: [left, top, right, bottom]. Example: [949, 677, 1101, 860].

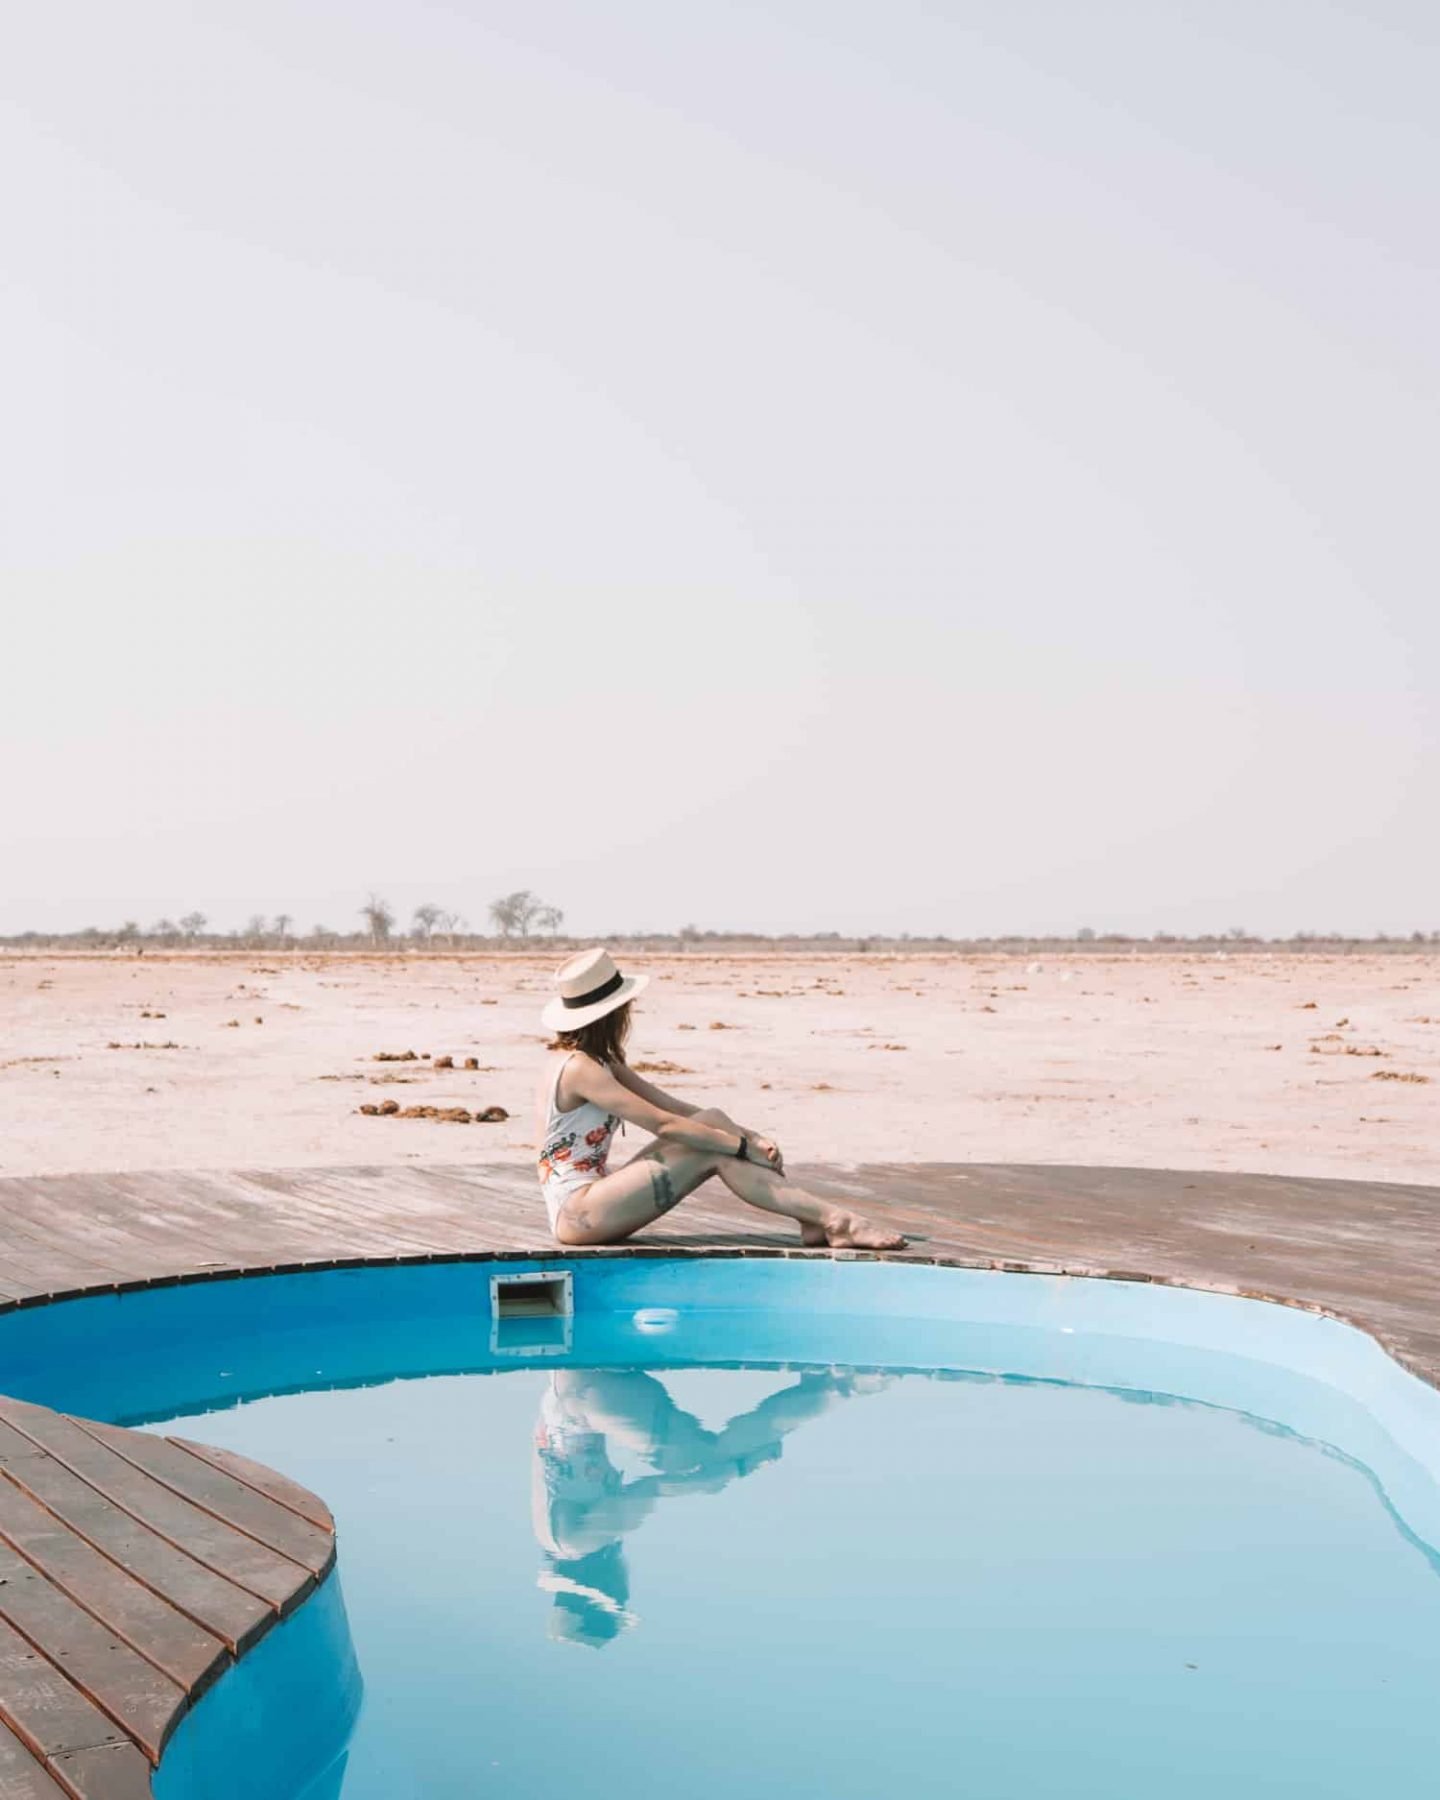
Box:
[0, 1232, 123, 1298]
[66, 1173, 302, 1267]
[68, 1427, 331, 1577]
[0, 1613, 128, 1764]
[0, 1481, 227, 1695]
[162, 1441, 333, 1535]
[48, 1741, 154, 1800]
[200, 1175, 460, 1258]
[0, 1177, 245, 1285]
[0, 1720, 70, 1798]
[0, 1406, 310, 1617]
[0, 1545, 183, 1765]
[0, 1181, 205, 1270]
[0, 1433, 269, 1657]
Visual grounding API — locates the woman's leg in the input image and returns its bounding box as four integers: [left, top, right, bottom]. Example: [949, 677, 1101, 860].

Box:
[554, 1108, 905, 1250]
[686, 1107, 905, 1249]
[552, 1140, 723, 1245]
[711, 1146, 907, 1249]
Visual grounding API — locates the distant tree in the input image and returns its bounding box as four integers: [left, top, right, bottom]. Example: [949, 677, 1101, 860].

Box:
[535, 904, 564, 937]
[1076, 926, 1097, 942]
[310, 924, 334, 944]
[116, 921, 141, 945]
[151, 918, 179, 941]
[360, 894, 395, 945]
[272, 914, 292, 943]
[438, 911, 467, 946]
[489, 890, 544, 938]
[1226, 926, 1248, 941]
[412, 903, 444, 942]
[243, 914, 270, 946]
[179, 911, 208, 940]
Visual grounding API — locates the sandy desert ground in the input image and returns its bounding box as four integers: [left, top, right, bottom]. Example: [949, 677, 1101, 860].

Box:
[1, 951, 1435, 1187]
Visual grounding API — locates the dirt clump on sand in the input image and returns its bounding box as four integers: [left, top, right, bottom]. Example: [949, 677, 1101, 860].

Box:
[359, 1101, 509, 1123]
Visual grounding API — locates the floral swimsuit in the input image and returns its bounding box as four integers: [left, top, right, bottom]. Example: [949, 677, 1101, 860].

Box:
[537, 1053, 620, 1232]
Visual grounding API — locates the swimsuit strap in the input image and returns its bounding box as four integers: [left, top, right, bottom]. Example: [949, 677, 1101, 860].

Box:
[550, 1051, 577, 1121]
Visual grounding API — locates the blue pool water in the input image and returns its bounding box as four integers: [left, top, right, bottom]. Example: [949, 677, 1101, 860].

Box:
[3, 1259, 1439, 1799]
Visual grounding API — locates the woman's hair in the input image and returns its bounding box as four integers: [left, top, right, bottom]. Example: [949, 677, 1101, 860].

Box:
[548, 1000, 632, 1066]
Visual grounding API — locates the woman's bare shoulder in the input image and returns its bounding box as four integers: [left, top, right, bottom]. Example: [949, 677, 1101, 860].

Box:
[550, 1049, 614, 1108]
[568, 1049, 615, 1087]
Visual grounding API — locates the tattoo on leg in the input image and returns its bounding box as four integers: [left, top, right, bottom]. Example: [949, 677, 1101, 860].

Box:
[649, 1162, 680, 1215]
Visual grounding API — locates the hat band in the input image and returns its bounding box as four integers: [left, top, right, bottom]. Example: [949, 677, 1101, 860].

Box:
[561, 969, 625, 1010]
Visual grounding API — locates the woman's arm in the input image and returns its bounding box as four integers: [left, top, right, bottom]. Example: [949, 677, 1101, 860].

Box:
[570, 1055, 747, 1159]
[608, 1062, 783, 1172]
[607, 1060, 700, 1119]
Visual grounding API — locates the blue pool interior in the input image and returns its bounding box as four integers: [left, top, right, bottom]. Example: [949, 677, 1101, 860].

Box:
[3, 1258, 1440, 1799]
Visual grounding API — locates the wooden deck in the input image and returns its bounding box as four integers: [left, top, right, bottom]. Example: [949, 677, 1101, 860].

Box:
[0, 1155, 1438, 1796]
[0, 1395, 333, 1797]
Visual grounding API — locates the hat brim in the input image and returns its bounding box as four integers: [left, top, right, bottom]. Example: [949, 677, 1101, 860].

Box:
[540, 972, 649, 1032]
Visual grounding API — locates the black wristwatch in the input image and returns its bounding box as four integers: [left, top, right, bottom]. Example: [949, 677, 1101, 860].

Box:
[735, 1134, 750, 1162]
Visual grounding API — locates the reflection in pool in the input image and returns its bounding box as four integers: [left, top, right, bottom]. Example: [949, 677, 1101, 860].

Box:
[532, 1366, 880, 1646]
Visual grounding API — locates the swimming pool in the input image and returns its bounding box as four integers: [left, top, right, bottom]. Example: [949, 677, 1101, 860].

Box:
[3, 1256, 1439, 1798]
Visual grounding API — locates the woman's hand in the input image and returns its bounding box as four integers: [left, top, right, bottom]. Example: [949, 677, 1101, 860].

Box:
[748, 1133, 784, 1173]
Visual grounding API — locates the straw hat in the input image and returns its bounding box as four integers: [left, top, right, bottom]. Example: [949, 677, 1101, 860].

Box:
[541, 947, 649, 1032]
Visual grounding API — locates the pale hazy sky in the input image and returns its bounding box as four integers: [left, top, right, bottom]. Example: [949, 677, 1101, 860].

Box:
[3, 1, 1436, 938]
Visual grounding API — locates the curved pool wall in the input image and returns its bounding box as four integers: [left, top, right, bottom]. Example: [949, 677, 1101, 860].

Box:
[4, 1255, 1440, 1563]
[152, 1569, 361, 1800]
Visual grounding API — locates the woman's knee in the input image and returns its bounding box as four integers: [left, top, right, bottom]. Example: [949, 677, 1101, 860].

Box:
[693, 1105, 737, 1130]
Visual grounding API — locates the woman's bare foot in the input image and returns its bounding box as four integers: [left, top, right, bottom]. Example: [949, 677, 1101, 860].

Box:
[827, 1212, 907, 1250]
[818, 1209, 907, 1251]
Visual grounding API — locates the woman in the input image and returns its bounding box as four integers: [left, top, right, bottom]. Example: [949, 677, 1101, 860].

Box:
[534, 947, 906, 1250]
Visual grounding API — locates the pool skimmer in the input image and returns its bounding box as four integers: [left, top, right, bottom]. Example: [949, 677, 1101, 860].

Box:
[490, 1269, 573, 1356]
